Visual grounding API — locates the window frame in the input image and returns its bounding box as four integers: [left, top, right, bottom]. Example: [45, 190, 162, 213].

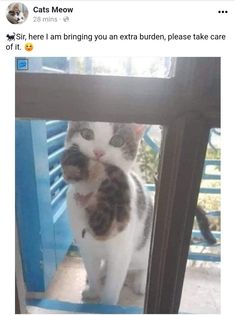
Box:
[15, 57, 220, 313]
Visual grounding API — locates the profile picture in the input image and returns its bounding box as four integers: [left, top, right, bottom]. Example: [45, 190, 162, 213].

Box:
[6, 2, 28, 24]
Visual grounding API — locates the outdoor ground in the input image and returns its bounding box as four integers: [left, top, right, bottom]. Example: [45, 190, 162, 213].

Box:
[27, 254, 220, 314]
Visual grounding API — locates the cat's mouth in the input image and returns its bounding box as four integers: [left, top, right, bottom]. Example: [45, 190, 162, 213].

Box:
[90, 155, 105, 163]
[92, 155, 104, 162]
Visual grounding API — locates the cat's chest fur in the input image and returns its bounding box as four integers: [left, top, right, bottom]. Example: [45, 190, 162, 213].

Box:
[66, 178, 137, 264]
[66, 164, 137, 243]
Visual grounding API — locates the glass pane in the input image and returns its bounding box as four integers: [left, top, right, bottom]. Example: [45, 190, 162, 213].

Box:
[16, 58, 167, 313]
[16, 57, 176, 78]
[180, 128, 221, 314]
[16, 116, 162, 313]
[16, 58, 219, 314]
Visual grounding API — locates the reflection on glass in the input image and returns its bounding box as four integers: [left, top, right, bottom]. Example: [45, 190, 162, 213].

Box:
[16, 120, 220, 312]
[16, 119, 162, 311]
[19, 57, 176, 78]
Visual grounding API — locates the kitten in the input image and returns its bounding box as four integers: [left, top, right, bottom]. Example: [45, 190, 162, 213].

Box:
[62, 121, 216, 305]
[62, 122, 151, 305]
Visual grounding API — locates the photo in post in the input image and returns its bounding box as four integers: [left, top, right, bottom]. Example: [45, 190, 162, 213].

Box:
[15, 56, 220, 314]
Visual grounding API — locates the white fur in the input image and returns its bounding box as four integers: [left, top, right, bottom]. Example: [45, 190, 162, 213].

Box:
[67, 172, 150, 305]
[65, 122, 150, 304]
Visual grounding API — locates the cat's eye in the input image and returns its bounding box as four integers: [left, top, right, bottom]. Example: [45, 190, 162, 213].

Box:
[109, 135, 124, 147]
[80, 128, 94, 141]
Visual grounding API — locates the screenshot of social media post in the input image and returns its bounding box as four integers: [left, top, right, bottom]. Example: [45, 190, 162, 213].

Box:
[0, 1, 234, 314]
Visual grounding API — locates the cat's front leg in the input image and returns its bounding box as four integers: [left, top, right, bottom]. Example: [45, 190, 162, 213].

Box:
[100, 245, 132, 305]
[79, 247, 102, 301]
[132, 269, 147, 295]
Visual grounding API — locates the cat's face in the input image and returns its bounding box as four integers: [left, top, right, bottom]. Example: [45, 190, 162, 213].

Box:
[8, 10, 25, 24]
[65, 121, 145, 171]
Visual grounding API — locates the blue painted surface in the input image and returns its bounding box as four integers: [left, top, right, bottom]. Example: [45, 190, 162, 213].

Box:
[202, 160, 220, 180]
[143, 127, 160, 153]
[54, 202, 72, 266]
[145, 183, 157, 191]
[48, 147, 65, 171]
[46, 120, 68, 138]
[27, 299, 143, 314]
[47, 131, 67, 155]
[188, 252, 220, 262]
[16, 120, 72, 292]
[16, 120, 56, 291]
[199, 187, 220, 194]
[46, 121, 72, 267]
[207, 210, 220, 217]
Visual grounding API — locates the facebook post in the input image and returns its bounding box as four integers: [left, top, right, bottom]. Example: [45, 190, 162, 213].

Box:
[0, 1, 234, 314]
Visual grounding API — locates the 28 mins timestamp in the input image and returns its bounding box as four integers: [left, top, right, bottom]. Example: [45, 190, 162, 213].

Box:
[33, 16, 58, 22]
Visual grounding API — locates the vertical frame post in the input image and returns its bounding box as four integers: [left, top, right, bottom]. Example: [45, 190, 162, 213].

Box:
[145, 112, 211, 313]
[15, 225, 27, 314]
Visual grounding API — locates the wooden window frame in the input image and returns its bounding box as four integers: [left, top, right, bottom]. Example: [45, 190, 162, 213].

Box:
[15, 57, 220, 313]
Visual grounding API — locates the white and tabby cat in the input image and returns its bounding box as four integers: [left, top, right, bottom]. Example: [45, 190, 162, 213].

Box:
[61, 121, 216, 305]
[62, 121, 152, 305]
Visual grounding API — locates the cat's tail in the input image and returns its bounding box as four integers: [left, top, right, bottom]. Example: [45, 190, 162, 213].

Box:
[195, 206, 217, 245]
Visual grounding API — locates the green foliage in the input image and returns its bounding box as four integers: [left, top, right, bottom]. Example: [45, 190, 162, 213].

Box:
[137, 136, 221, 231]
[206, 148, 221, 160]
[137, 140, 159, 183]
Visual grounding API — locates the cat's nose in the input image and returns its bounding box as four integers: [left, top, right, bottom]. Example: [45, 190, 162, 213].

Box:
[93, 149, 105, 160]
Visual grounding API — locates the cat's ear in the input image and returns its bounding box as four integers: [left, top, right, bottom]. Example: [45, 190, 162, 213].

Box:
[65, 122, 80, 146]
[67, 121, 79, 131]
[132, 124, 146, 140]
